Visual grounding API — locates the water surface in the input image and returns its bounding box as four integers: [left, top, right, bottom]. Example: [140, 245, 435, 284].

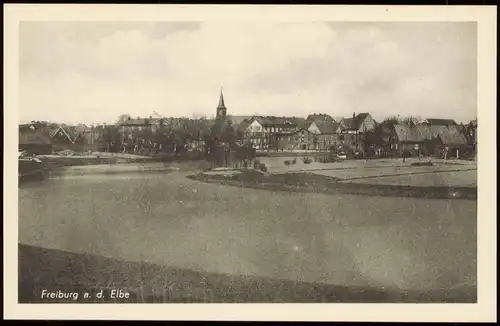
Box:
[19, 165, 477, 291]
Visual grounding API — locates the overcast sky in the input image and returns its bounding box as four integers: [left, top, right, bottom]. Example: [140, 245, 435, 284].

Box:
[19, 21, 477, 125]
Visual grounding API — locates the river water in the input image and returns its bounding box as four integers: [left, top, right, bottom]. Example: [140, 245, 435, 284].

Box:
[18, 164, 477, 291]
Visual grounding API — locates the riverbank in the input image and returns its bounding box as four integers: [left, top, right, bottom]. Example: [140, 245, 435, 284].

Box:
[18, 244, 476, 303]
[188, 169, 477, 200]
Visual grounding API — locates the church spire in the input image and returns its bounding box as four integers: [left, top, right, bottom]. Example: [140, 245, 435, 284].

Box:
[216, 87, 227, 119]
[217, 87, 226, 110]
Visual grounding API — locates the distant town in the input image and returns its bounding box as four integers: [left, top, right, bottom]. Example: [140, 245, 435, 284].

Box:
[19, 90, 478, 164]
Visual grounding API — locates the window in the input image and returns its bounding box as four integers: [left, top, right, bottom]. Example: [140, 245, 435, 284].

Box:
[339, 135, 344, 141]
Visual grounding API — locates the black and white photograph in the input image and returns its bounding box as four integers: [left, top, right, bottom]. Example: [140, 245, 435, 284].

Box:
[4, 4, 497, 322]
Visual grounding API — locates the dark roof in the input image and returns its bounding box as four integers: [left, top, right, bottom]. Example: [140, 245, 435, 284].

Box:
[340, 117, 355, 130]
[19, 129, 52, 145]
[423, 118, 457, 126]
[236, 118, 256, 132]
[119, 118, 163, 126]
[393, 124, 467, 145]
[341, 113, 373, 131]
[316, 121, 341, 134]
[228, 115, 253, 126]
[306, 114, 335, 125]
[255, 116, 306, 127]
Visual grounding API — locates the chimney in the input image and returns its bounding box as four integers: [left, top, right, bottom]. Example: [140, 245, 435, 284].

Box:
[353, 112, 356, 119]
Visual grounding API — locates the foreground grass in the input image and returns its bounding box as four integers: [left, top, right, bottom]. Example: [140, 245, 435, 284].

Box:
[19, 244, 476, 303]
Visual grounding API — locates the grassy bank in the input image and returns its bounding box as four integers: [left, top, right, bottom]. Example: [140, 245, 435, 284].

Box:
[18, 244, 476, 303]
[188, 170, 477, 200]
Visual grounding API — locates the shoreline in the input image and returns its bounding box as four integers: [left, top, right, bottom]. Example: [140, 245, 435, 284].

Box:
[187, 171, 477, 200]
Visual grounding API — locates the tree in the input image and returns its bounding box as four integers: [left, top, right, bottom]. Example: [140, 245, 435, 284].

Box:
[100, 125, 121, 152]
[401, 116, 422, 125]
[382, 116, 401, 125]
[116, 114, 132, 124]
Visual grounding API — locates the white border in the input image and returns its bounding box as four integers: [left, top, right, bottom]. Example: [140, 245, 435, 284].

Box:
[4, 4, 497, 322]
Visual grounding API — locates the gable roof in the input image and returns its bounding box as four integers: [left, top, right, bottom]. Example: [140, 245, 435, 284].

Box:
[49, 125, 79, 143]
[422, 118, 457, 126]
[228, 115, 253, 126]
[393, 124, 467, 145]
[316, 121, 341, 134]
[306, 114, 335, 125]
[341, 113, 373, 131]
[236, 118, 259, 132]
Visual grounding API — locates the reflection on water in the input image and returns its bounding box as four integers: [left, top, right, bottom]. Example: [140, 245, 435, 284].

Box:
[18, 165, 477, 291]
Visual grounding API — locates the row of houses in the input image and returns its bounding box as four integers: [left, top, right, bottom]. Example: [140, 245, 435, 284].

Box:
[19, 90, 478, 159]
[18, 122, 103, 155]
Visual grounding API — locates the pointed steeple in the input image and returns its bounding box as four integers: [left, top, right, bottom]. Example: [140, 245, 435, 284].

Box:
[217, 87, 226, 109]
[216, 87, 227, 120]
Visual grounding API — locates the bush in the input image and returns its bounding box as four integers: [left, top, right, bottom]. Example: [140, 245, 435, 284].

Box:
[291, 158, 297, 164]
[259, 162, 268, 172]
[302, 157, 312, 164]
[253, 159, 261, 169]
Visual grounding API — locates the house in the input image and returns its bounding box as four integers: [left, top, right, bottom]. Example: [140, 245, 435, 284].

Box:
[19, 127, 52, 155]
[339, 113, 377, 152]
[314, 121, 356, 152]
[118, 116, 165, 134]
[339, 112, 377, 134]
[234, 116, 306, 150]
[306, 113, 335, 134]
[421, 118, 457, 126]
[391, 124, 468, 158]
[257, 116, 307, 134]
[303, 120, 322, 134]
[276, 128, 317, 151]
[236, 117, 267, 149]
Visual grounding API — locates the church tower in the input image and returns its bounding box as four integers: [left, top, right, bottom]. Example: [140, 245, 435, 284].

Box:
[216, 88, 227, 120]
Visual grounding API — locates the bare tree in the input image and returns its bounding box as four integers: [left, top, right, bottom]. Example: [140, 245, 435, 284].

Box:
[401, 116, 422, 125]
[116, 114, 132, 124]
[382, 116, 401, 124]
